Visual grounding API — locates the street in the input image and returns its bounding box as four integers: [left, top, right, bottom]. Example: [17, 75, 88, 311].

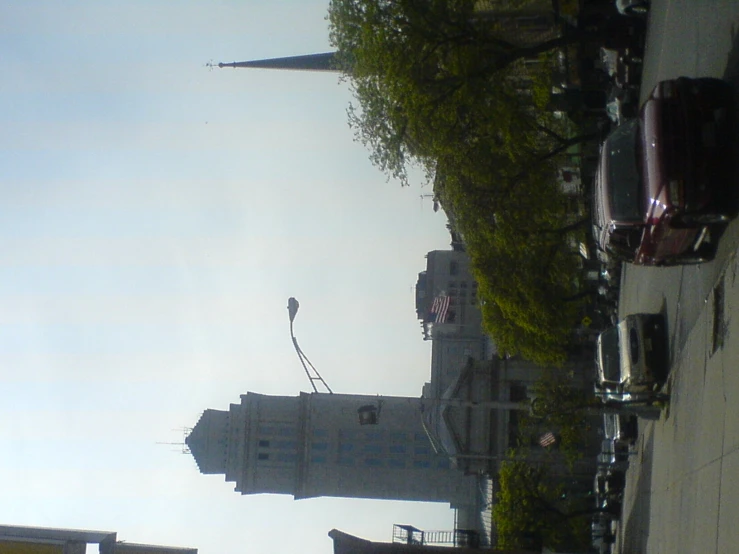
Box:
[617, 1, 739, 552]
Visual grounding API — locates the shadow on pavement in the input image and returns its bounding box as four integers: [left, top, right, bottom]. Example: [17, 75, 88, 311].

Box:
[722, 24, 739, 204]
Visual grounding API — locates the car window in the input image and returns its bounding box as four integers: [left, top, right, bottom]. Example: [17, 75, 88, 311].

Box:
[606, 119, 642, 221]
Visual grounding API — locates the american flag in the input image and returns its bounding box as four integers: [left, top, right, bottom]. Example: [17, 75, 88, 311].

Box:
[430, 295, 451, 323]
[539, 432, 556, 448]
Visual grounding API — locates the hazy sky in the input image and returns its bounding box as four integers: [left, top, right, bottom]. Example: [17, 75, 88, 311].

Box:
[0, 2, 456, 553]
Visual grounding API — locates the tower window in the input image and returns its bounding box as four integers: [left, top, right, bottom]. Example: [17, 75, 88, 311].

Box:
[413, 460, 431, 468]
[258, 453, 269, 461]
[258, 440, 270, 448]
[364, 458, 383, 467]
[312, 442, 328, 451]
[389, 445, 406, 454]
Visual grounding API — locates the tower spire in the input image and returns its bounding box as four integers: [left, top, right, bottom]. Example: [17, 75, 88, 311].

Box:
[217, 52, 341, 72]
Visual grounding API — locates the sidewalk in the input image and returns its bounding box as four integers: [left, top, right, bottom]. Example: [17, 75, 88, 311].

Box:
[617, 253, 739, 553]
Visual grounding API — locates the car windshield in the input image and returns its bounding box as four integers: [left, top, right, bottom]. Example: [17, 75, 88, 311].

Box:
[599, 327, 621, 383]
[603, 414, 616, 438]
[607, 119, 642, 221]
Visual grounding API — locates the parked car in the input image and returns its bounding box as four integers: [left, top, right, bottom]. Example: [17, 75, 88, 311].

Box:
[596, 313, 668, 399]
[594, 381, 648, 404]
[603, 412, 638, 445]
[593, 77, 734, 266]
[592, 514, 616, 554]
[616, 0, 649, 17]
[594, 466, 626, 500]
[606, 86, 639, 127]
[600, 493, 623, 520]
[599, 438, 630, 466]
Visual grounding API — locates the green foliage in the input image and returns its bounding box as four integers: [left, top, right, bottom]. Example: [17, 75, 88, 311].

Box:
[438, 160, 587, 366]
[494, 453, 593, 551]
[328, 0, 596, 365]
[527, 370, 600, 465]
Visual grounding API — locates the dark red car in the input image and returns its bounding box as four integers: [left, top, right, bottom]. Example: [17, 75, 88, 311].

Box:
[593, 77, 734, 265]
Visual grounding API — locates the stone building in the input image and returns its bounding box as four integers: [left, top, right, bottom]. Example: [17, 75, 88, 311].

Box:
[186, 391, 478, 508]
[0, 524, 196, 554]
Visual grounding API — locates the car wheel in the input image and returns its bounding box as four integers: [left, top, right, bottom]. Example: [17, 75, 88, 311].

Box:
[626, 5, 648, 16]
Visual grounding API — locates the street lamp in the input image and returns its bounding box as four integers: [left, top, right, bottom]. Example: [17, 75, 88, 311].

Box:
[287, 298, 385, 424]
[287, 296, 299, 323]
[287, 297, 333, 394]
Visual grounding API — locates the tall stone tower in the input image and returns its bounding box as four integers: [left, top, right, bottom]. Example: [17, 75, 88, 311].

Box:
[186, 391, 477, 507]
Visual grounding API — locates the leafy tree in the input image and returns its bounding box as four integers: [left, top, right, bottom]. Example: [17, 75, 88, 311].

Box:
[327, 0, 586, 186]
[328, 0, 600, 364]
[494, 455, 607, 551]
[525, 371, 600, 464]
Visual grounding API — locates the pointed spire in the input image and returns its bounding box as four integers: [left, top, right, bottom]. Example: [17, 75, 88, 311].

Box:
[218, 52, 341, 72]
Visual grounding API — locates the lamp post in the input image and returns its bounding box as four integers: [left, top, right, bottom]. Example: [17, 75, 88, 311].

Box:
[287, 297, 333, 394]
[287, 298, 390, 424]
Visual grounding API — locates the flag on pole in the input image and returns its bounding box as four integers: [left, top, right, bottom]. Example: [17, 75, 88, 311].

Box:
[430, 295, 451, 323]
[539, 432, 556, 448]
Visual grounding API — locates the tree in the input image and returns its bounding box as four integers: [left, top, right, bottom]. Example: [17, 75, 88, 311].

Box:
[328, 0, 599, 365]
[327, 0, 585, 186]
[494, 455, 609, 551]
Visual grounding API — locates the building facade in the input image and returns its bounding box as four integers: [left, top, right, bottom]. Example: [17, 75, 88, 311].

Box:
[414, 249, 600, 478]
[415, 250, 484, 342]
[0, 525, 196, 554]
[186, 392, 478, 508]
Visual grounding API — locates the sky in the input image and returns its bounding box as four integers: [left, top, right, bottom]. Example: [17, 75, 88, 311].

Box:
[0, 2, 457, 553]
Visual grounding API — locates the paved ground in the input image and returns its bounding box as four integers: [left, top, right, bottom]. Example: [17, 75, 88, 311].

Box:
[596, 2, 739, 551]
[617, 252, 739, 553]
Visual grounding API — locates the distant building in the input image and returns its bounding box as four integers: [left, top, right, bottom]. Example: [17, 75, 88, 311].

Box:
[415, 250, 484, 342]
[414, 250, 599, 476]
[0, 524, 196, 554]
[422, 357, 599, 477]
[329, 527, 537, 554]
[186, 392, 478, 508]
